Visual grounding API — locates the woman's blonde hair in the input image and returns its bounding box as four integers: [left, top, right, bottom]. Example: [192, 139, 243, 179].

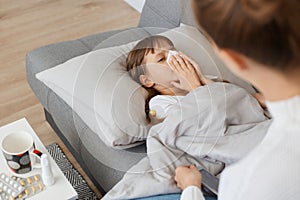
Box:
[192, 0, 300, 70]
[126, 35, 174, 122]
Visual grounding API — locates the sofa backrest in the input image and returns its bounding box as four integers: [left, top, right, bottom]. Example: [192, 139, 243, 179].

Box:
[180, 0, 199, 27]
[138, 0, 198, 28]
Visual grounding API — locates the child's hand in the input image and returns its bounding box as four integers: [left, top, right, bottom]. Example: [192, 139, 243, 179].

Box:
[168, 52, 213, 92]
[179, 52, 213, 85]
[168, 54, 202, 92]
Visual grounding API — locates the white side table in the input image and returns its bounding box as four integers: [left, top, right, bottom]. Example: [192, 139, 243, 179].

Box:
[0, 118, 78, 200]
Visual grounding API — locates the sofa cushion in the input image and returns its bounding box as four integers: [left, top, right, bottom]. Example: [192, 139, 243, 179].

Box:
[35, 24, 255, 149]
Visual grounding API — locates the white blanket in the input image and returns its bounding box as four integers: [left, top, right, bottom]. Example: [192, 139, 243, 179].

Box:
[103, 83, 272, 199]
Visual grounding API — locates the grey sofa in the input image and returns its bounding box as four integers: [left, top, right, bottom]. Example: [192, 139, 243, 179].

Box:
[26, 0, 198, 195]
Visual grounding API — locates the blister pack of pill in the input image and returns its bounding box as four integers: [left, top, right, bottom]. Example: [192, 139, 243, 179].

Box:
[13, 174, 45, 199]
[0, 173, 24, 200]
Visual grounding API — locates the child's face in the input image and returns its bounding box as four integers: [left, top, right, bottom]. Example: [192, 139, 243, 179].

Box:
[142, 46, 185, 95]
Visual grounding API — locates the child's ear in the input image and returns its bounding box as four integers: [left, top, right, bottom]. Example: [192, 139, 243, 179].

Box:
[139, 75, 155, 88]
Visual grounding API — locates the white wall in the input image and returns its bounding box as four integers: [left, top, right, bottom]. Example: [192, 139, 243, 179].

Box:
[123, 0, 146, 13]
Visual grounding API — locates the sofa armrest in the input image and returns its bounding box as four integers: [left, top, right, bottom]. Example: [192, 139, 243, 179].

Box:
[26, 40, 90, 110]
[25, 29, 123, 110]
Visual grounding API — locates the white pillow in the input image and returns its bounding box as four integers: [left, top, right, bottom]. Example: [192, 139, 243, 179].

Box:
[36, 24, 255, 148]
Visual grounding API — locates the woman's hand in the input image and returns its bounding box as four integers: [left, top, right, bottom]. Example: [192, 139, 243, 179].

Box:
[174, 165, 202, 190]
[168, 52, 213, 92]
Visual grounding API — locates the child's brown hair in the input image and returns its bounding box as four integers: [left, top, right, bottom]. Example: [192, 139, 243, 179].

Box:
[126, 35, 174, 122]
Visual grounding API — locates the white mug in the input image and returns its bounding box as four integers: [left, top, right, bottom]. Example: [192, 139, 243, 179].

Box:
[1, 131, 43, 174]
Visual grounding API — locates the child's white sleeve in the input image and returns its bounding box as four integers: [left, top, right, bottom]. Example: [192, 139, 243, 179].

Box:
[149, 95, 181, 119]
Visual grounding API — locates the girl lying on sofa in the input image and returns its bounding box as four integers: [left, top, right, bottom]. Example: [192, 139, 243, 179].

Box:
[126, 35, 266, 123]
[103, 35, 272, 199]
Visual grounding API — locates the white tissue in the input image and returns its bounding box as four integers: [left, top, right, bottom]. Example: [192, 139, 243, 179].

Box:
[167, 50, 179, 64]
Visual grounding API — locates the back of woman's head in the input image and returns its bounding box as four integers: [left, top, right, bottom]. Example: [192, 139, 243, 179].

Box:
[192, 0, 300, 70]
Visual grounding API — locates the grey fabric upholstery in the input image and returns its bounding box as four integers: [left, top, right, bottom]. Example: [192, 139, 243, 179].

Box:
[138, 0, 181, 28]
[139, 0, 198, 28]
[180, 0, 199, 27]
[79, 28, 150, 50]
[26, 0, 197, 194]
